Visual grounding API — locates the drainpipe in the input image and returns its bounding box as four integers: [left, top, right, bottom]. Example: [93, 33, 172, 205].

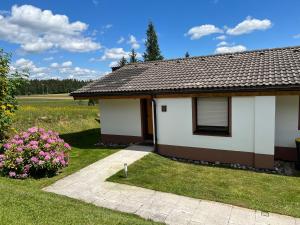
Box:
[152, 98, 158, 153]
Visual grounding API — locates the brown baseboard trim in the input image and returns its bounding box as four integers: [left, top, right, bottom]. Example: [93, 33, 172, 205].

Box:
[275, 146, 297, 162]
[157, 144, 274, 169]
[101, 134, 143, 145]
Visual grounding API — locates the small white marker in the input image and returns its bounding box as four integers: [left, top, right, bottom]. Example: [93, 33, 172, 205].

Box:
[124, 163, 128, 178]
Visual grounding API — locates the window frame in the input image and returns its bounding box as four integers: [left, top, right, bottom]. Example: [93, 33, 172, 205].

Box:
[192, 97, 232, 137]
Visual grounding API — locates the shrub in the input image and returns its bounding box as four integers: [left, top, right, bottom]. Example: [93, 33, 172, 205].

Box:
[0, 127, 71, 179]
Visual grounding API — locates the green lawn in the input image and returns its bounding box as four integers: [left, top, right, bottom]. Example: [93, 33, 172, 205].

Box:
[108, 153, 300, 218]
[0, 98, 160, 225]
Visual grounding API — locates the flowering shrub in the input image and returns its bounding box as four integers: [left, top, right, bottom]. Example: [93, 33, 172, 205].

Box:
[0, 127, 71, 179]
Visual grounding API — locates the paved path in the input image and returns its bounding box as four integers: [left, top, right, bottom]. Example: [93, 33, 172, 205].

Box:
[44, 145, 299, 225]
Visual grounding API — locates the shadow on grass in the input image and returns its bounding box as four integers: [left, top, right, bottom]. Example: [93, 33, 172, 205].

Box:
[60, 128, 104, 149]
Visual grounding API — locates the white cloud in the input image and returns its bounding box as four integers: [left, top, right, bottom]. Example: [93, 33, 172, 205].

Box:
[92, 0, 99, 6]
[101, 47, 142, 62]
[215, 45, 247, 54]
[43, 56, 54, 61]
[216, 35, 226, 40]
[109, 61, 119, 67]
[293, 34, 300, 39]
[14, 58, 101, 80]
[104, 24, 113, 29]
[217, 41, 228, 47]
[117, 36, 125, 44]
[101, 48, 130, 60]
[62, 61, 72, 67]
[186, 24, 223, 40]
[50, 62, 59, 68]
[128, 35, 140, 49]
[226, 17, 272, 35]
[14, 58, 48, 78]
[0, 5, 101, 52]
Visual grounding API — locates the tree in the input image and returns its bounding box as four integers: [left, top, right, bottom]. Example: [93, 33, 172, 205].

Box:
[185, 52, 190, 58]
[0, 49, 28, 141]
[143, 21, 163, 61]
[129, 49, 138, 63]
[118, 56, 127, 67]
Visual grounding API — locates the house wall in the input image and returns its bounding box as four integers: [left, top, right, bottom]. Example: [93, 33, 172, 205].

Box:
[275, 96, 300, 161]
[99, 99, 143, 144]
[155, 96, 275, 168]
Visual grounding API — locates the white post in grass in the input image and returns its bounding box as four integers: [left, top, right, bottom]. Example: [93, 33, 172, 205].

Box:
[124, 163, 128, 178]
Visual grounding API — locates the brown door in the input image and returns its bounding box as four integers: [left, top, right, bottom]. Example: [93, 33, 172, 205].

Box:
[141, 99, 153, 140]
[146, 99, 153, 136]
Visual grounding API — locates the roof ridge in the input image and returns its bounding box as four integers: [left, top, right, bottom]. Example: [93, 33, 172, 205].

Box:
[126, 45, 300, 66]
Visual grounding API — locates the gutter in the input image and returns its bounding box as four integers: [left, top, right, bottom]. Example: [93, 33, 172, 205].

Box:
[151, 98, 158, 153]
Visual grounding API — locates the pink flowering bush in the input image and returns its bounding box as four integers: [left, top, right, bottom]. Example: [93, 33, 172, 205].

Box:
[0, 127, 71, 179]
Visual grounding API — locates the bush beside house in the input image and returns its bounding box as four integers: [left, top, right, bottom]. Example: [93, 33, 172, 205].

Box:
[0, 127, 71, 179]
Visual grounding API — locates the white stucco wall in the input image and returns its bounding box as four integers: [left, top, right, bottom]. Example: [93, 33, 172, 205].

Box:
[156, 96, 275, 155]
[254, 96, 276, 154]
[275, 96, 300, 147]
[99, 99, 141, 136]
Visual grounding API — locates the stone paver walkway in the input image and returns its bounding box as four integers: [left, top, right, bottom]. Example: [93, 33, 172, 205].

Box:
[44, 145, 299, 225]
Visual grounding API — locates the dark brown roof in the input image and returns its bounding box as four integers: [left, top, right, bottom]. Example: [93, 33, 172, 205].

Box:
[71, 46, 300, 97]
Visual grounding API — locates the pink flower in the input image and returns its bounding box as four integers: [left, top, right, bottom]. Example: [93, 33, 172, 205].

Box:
[3, 143, 11, 149]
[31, 157, 39, 163]
[16, 158, 23, 164]
[39, 151, 46, 156]
[0, 162, 4, 168]
[22, 132, 30, 139]
[53, 158, 59, 164]
[47, 139, 55, 144]
[9, 171, 16, 177]
[31, 145, 39, 150]
[29, 140, 38, 146]
[60, 159, 66, 166]
[64, 143, 71, 150]
[24, 164, 30, 172]
[16, 147, 23, 152]
[38, 160, 45, 165]
[45, 155, 51, 161]
[0, 154, 5, 160]
[28, 127, 38, 133]
[44, 143, 51, 148]
[16, 139, 24, 145]
[38, 128, 45, 133]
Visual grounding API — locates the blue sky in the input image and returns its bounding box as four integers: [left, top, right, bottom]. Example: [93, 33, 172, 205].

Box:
[1, 0, 300, 80]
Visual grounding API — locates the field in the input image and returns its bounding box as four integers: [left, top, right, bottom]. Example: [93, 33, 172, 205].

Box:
[0, 95, 160, 225]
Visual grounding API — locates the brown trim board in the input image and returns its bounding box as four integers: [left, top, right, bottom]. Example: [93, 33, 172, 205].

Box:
[158, 144, 274, 169]
[275, 146, 298, 162]
[101, 134, 143, 145]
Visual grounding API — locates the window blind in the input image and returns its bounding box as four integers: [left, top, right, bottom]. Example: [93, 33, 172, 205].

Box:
[197, 97, 228, 127]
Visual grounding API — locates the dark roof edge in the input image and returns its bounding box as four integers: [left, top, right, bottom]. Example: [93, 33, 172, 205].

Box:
[70, 85, 300, 98]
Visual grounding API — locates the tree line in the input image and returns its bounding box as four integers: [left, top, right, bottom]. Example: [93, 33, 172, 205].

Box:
[15, 79, 91, 95]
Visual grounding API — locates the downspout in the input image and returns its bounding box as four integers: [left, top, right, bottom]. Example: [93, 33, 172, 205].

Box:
[152, 97, 158, 153]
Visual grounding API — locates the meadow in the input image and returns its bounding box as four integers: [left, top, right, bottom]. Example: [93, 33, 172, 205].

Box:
[0, 95, 160, 225]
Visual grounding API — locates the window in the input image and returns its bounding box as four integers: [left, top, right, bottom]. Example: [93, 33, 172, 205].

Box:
[192, 97, 231, 136]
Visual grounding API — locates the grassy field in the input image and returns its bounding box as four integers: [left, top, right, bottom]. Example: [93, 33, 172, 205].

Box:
[108, 153, 300, 218]
[0, 97, 160, 225]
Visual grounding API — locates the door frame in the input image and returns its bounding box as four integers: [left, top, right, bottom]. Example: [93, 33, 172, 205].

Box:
[140, 99, 154, 141]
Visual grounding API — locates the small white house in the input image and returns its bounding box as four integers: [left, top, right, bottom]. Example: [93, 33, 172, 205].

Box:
[72, 46, 300, 169]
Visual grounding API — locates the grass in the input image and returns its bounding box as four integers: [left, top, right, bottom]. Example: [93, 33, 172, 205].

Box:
[12, 98, 99, 134]
[0, 98, 160, 225]
[108, 153, 300, 218]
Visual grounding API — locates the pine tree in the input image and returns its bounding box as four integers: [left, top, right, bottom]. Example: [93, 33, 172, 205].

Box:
[118, 56, 127, 67]
[143, 21, 163, 61]
[129, 49, 138, 63]
[185, 51, 190, 58]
